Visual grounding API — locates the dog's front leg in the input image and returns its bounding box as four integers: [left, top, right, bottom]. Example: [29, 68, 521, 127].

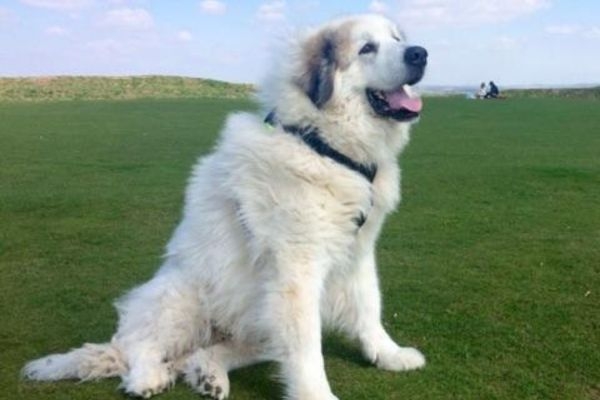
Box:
[268, 252, 338, 400]
[339, 251, 426, 372]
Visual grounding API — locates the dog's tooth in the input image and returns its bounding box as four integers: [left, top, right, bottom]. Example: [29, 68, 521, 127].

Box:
[403, 84, 414, 98]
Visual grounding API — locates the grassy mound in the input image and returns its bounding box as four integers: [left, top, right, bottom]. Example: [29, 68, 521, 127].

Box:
[0, 76, 254, 102]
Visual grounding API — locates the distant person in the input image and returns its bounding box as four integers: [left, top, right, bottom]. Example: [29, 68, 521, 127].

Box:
[485, 81, 499, 99]
[476, 82, 487, 99]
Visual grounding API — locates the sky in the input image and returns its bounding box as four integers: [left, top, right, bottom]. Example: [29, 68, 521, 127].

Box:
[0, 0, 599, 87]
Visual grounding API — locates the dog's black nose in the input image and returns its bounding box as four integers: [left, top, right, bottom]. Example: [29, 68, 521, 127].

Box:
[404, 46, 428, 67]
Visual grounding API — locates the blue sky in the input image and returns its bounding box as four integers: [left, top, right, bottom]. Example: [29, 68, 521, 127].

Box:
[0, 0, 599, 86]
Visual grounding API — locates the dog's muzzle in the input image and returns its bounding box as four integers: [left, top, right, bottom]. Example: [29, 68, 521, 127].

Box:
[366, 45, 428, 122]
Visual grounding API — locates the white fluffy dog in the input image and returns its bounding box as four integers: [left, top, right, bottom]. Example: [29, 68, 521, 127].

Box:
[23, 14, 428, 400]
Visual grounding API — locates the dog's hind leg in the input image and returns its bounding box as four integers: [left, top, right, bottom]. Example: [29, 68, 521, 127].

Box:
[113, 270, 211, 398]
[22, 342, 126, 382]
[180, 341, 268, 400]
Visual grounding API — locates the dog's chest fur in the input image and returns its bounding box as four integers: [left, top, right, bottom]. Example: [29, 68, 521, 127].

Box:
[216, 113, 402, 268]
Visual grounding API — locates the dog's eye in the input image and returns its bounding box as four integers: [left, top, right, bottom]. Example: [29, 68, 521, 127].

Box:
[359, 42, 378, 55]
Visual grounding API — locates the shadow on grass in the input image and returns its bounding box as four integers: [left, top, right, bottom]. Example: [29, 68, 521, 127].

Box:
[324, 333, 371, 368]
[227, 335, 369, 399]
[230, 362, 283, 399]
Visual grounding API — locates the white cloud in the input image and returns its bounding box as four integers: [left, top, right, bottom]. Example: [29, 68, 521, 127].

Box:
[200, 0, 227, 15]
[294, 1, 319, 13]
[85, 38, 127, 57]
[177, 30, 193, 42]
[545, 24, 600, 40]
[256, 0, 286, 22]
[45, 25, 69, 35]
[369, 0, 388, 14]
[583, 26, 600, 40]
[396, 0, 551, 28]
[83, 34, 160, 64]
[100, 8, 154, 30]
[494, 35, 519, 50]
[545, 24, 581, 35]
[19, 0, 92, 10]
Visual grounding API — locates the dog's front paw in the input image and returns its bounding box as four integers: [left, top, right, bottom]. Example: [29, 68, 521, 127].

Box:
[376, 346, 425, 371]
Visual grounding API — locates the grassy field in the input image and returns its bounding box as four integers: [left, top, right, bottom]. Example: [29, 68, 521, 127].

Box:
[1, 96, 599, 400]
[505, 86, 600, 100]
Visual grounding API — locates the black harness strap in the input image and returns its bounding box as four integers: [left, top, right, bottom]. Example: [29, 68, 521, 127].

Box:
[264, 111, 377, 183]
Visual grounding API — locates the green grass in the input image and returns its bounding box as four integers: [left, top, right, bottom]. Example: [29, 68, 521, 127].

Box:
[1, 97, 599, 400]
[505, 86, 600, 100]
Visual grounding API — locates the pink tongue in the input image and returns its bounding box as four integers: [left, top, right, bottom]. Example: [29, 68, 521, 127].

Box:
[385, 88, 423, 112]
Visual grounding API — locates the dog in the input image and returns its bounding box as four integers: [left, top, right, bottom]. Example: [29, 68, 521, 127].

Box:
[23, 14, 428, 400]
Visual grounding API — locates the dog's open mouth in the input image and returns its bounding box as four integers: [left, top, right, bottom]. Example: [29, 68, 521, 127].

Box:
[366, 85, 422, 122]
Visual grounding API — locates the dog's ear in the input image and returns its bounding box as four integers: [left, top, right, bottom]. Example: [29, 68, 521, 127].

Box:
[298, 32, 337, 108]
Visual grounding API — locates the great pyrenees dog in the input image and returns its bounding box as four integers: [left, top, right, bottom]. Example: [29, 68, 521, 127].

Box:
[23, 14, 428, 400]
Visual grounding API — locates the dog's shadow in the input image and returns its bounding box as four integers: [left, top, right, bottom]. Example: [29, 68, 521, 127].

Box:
[323, 333, 370, 367]
[230, 334, 367, 399]
[229, 362, 283, 399]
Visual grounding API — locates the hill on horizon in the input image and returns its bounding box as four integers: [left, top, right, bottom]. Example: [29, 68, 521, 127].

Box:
[0, 75, 254, 102]
[0, 75, 599, 102]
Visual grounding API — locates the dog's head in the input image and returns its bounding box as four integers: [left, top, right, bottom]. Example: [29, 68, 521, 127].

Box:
[293, 14, 427, 123]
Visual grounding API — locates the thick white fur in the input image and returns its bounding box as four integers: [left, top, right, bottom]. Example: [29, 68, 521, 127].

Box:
[23, 14, 425, 400]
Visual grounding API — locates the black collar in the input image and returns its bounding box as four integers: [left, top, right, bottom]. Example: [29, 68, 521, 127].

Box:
[264, 111, 377, 183]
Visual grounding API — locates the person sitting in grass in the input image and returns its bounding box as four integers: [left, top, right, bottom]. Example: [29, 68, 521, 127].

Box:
[485, 81, 500, 99]
[476, 82, 487, 99]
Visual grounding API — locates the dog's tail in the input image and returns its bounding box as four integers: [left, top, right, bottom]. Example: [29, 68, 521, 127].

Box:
[22, 342, 127, 381]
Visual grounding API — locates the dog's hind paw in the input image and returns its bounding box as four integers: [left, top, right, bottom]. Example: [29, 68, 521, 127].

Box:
[121, 361, 176, 398]
[194, 371, 227, 400]
[183, 350, 229, 400]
